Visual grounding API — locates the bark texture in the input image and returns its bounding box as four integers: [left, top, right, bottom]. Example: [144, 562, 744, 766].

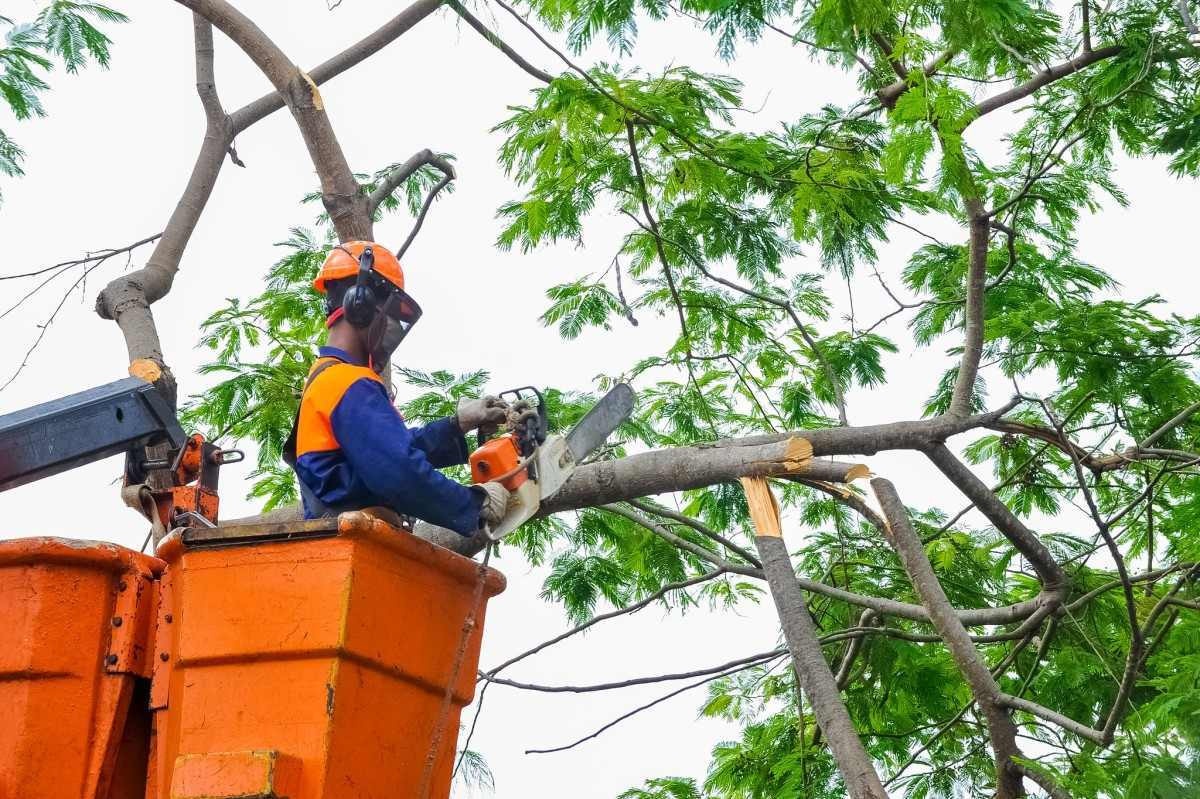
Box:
[755, 533, 889, 799]
[873, 478, 1028, 799]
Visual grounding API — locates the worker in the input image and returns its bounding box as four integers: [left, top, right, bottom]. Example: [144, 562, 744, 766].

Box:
[282, 241, 510, 536]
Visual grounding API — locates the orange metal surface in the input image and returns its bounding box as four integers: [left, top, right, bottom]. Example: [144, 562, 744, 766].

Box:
[469, 434, 528, 490]
[0, 537, 163, 799]
[151, 513, 506, 799]
[170, 750, 301, 799]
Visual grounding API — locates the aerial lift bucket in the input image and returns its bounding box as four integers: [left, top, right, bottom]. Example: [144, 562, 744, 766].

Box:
[150, 512, 506, 799]
[0, 537, 163, 799]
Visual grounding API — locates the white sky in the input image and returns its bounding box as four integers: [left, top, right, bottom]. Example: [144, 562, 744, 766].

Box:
[0, 2, 1196, 796]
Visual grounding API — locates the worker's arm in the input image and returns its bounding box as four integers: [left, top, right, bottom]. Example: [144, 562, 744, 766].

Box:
[331, 379, 482, 535]
[408, 416, 470, 469]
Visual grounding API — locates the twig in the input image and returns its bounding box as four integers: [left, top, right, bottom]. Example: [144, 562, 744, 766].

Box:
[397, 173, 454, 258]
[485, 648, 784, 693]
[481, 568, 728, 678]
[523, 657, 782, 754]
[448, 0, 553, 83]
[628, 498, 761, 567]
[0, 234, 161, 283]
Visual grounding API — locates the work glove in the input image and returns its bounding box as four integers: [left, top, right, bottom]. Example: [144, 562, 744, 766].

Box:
[456, 395, 508, 435]
[472, 481, 510, 527]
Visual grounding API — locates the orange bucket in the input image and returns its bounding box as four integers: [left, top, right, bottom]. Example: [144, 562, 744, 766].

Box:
[151, 513, 505, 799]
[0, 537, 163, 799]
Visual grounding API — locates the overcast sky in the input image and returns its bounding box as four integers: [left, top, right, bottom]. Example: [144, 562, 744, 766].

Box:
[0, 2, 1196, 796]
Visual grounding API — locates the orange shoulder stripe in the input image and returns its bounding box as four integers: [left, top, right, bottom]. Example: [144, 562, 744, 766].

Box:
[296, 359, 383, 457]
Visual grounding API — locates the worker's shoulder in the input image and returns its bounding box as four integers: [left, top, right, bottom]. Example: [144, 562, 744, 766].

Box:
[305, 360, 382, 407]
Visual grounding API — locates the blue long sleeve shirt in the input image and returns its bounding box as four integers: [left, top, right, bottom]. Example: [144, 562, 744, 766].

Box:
[291, 346, 483, 535]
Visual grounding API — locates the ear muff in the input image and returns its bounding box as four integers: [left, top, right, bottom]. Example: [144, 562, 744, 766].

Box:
[341, 246, 377, 329]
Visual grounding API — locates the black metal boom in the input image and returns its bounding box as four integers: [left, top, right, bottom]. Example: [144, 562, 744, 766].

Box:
[0, 377, 185, 493]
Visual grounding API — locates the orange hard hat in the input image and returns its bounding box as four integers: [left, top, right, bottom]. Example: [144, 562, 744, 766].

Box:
[313, 241, 405, 294]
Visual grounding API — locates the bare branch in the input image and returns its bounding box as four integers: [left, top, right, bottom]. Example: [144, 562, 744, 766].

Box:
[367, 149, 455, 215]
[398, 173, 455, 258]
[485, 648, 784, 693]
[523, 657, 780, 754]
[753, 530, 889, 799]
[95, 1, 446, 408]
[998, 694, 1104, 744]
[628, 498, 761, 567]
[448, 0, 553, 84]
[174, 0, 367, 241]
[482, 568, 729, 678]
[949, 202, 989, 416]
[973, 45, 1124, 118]
[230, 0, 446, 132]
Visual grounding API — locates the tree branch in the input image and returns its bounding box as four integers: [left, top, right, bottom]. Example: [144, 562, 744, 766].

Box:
[602, 503, 761, 577]
[872, 477, 1028, 799]
[628, 498, 761, 567]
[367, 148, 455, 215]
[752, 526, 889, 798]
[398, 172, 455, 258]
[96, 1, 443, 400]
[949, 200, 989, 416]
[174, 0, 367, 241]
[925, 442, 1067, 589]
[482, 568, 728, 678]
[485, 648, 784, 693]
[523, 657, 780, 754]
[973, 45, 1124, 118]
[448, 0, 553, 84]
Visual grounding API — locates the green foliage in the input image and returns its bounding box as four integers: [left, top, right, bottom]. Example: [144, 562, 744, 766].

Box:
[0, 3, 125, 196]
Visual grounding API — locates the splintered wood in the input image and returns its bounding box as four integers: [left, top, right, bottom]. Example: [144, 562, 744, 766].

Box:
[740, 476, 783, 538]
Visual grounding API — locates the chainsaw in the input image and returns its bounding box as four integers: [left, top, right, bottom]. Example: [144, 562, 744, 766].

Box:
[469, 383, 635, 541]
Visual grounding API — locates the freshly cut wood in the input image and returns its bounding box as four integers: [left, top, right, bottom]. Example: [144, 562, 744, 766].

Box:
[739, 476, 782, 537]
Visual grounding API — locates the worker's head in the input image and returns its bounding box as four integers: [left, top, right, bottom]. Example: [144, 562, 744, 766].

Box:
[314, 241, 422, 372]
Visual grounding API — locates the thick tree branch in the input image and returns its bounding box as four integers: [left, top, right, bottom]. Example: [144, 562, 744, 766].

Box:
[873, 478, 1028, 799]
[234, 403, 1023, 555]
[231, 0, 445, 131]
[973, 45, 1123, 118]
[926, 442, 1067, 589]
[96, 1, 443, 398]
[174, 0, 367, 241]
[752, 526, 888, 798]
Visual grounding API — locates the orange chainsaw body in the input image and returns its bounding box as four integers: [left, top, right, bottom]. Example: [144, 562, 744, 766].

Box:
[469, 434, 529, 490]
